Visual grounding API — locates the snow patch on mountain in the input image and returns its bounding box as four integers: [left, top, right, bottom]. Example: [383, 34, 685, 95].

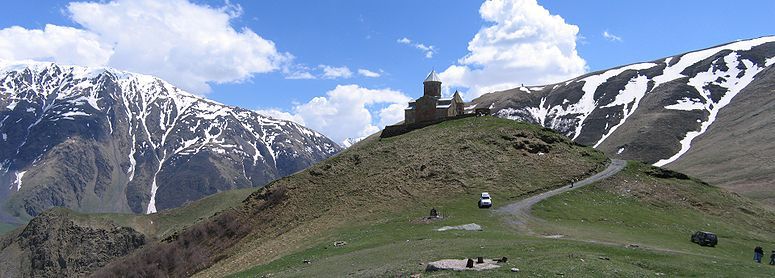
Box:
[341, 136, 365, 148]
[60, 111, 90, 118]
[664, 97, 705, 111]
[652, 36, 775, 90]
[572, 63, 657, 140]
[654, 52, 765, 166]
[594, 74, 650, 148]
[11, 171, 25, 191]
[497, 62, 657, 140]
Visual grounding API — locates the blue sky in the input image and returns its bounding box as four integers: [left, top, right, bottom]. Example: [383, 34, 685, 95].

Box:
[0, 0, 772, 144]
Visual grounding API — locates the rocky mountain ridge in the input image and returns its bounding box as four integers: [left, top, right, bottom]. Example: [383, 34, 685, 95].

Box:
[0, 61, 340, 223]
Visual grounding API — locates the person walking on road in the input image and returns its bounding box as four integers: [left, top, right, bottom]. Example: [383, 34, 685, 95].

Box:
[769, 250, 775, 265]
[754, 246, 764, 263]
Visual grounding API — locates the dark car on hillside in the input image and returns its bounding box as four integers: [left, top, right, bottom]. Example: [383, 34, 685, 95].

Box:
[691, 231, 717, 247]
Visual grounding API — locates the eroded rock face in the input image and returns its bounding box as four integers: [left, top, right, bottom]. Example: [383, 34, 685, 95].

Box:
[0, 209, 145, 277]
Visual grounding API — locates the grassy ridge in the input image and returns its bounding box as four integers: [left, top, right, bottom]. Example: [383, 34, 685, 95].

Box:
[196, 116, 609, 276]
[532, 162, 775, 275]
[110, 187, 256, 240]
[232, 162, 775, 277]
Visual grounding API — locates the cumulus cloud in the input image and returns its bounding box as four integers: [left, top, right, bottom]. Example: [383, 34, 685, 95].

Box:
[0, 0, 290, 94]
[257, 85, 411, 145]
[439, 0, 587, 99]
[397, 37, 437, 58]
[320, 65, 353, 79]
[357, 68, 381, 78]
[0, 24, 112, 67]
[602, 30, 623, 42]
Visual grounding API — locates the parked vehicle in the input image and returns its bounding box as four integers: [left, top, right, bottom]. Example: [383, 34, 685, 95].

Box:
[478, 192, 492, 208]
[691, 231, 717, 247]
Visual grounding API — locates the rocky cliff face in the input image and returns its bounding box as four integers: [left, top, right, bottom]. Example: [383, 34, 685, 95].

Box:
[0, 208, 145, 277]
[470, 36, 775, 203]
[0, 61, 341, 223]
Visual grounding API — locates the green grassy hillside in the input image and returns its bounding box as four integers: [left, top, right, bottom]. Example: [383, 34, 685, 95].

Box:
[531, 162, 775, 274]
[95, 116, 608, 277]
[233, 162, 775, 277]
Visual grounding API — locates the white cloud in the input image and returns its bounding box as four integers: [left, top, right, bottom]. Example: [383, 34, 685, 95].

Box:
[357, 68, 381, 78]
[377, 103, 407, 127]
[283, 64, 317, 79]
[257, 85, 411, 144]
[602, 30, 623, 42]
[284, 70, 316, 80]
[397, 37, 437, 58]
[320, 65, 353, 79]
[0, 0, 290, 94]
[439, 0, 587, 99]
[254, 108, 306, 124]
[285, 65, 377, 80]
[0, 24, 112, 67]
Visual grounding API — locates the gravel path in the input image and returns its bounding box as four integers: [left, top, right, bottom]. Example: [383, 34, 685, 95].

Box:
[496, 159, 627, 231]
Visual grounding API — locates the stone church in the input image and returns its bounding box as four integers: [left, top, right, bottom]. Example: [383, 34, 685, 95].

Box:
[404, 70, 464, 124]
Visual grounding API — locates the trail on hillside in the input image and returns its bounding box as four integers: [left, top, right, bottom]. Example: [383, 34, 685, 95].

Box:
[497, 159, 626, 231]
[496, 159, 725, 259]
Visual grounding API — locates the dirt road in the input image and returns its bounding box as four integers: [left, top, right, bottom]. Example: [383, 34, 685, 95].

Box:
[497, 159, 627, 231]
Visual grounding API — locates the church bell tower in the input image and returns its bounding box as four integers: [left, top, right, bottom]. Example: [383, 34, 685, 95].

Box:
[423, 70, 442, 98]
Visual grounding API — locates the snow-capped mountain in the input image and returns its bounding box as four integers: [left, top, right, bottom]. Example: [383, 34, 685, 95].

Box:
[0, 61, 340, 222]
[340, 137, 365, 148]
[471, 36, 775, 202]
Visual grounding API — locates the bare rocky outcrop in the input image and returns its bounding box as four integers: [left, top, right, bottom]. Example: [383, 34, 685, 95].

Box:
[0, 209, 145, 277]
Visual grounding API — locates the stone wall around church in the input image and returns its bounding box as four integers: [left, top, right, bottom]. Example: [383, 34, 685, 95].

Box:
[380, 113, 476, 138]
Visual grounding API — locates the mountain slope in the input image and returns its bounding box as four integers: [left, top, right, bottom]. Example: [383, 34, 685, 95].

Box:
[0, 61, 340, 224]
[470, 36, 775, 203]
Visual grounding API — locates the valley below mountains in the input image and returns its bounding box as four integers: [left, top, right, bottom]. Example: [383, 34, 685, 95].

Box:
[471, 36, 775, 204]
[0, 61, 340, 226]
